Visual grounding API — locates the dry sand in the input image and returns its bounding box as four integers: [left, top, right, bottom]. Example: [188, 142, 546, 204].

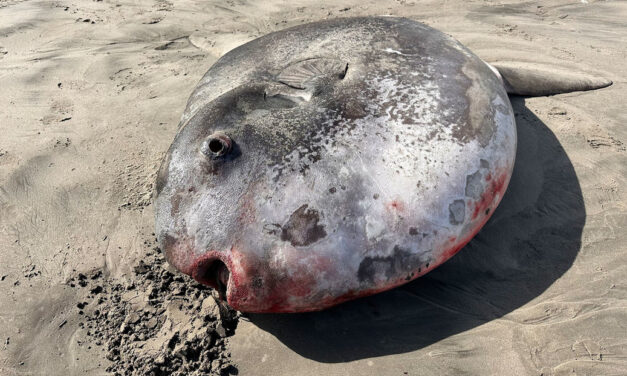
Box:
[1, 0, 626, 375]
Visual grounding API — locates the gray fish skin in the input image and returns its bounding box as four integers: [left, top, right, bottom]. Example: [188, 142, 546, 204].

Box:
[154, 17, 516, 313]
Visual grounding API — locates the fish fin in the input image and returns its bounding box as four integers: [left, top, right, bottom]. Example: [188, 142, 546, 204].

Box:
[489, 62, 612, 96]
[277, 58, 348, 89]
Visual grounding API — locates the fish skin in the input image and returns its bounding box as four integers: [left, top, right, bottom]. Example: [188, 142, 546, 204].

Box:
[154, 17, 516, 313]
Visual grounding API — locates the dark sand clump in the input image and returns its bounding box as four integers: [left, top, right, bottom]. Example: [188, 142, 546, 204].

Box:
[71, 248, 239, 375]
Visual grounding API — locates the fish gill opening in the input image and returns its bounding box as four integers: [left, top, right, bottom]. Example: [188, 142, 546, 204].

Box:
[193, 258, 230, 299]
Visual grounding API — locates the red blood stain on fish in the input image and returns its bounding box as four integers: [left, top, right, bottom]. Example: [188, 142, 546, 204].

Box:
[472, 169, 508, 220]
[386, 200, 404, 212]
[211, 246, 338, 312]
[440, 168, 511, 264]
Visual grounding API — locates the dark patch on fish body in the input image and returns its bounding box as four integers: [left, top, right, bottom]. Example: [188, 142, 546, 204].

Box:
[448, 199, 466, 225]
[357, 246, 424, 284]
[452, 59, 503, 147]
[465, 170, 484, 199]
[280, 204, 327, 247]
[465, 159, 491, 199]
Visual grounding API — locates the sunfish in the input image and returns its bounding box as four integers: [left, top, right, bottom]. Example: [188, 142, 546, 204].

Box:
[154, 17, 610, 313]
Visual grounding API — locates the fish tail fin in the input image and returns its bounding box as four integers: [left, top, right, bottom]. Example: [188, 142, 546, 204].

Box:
[486, 62, 612, 96]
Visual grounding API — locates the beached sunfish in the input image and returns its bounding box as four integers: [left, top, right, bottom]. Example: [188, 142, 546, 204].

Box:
[154, 17, 611, 312]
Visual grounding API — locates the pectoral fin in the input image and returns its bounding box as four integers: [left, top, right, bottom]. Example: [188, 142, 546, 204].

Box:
[277, 58, 348, 89]
[489, 62, 612, 96]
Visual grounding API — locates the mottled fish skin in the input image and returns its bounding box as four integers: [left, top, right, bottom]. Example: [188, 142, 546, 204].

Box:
[154, 17, 516, 313]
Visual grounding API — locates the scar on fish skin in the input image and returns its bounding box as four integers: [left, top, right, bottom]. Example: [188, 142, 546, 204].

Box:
[280, 204, 327, 246]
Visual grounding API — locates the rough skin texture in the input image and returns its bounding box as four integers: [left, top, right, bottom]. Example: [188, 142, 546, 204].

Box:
[154, 17, 516, 313]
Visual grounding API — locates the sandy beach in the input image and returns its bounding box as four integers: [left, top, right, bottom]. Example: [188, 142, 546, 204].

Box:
[1, 0, 626, 375]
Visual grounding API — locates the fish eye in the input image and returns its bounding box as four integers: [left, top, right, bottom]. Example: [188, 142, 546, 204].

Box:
[208, 138, 225, 154]
[201, 132, 232, 158]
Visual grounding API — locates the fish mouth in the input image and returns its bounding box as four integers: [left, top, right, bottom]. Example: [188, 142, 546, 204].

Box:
[190, 253, 231, 301]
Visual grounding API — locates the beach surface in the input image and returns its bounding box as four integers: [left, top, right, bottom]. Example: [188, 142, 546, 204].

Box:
[0, 0, 626, 374]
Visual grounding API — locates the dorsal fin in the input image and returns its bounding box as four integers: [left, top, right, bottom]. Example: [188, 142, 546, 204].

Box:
[489, 62, 612, 96]
[277, 58, 348, 90]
